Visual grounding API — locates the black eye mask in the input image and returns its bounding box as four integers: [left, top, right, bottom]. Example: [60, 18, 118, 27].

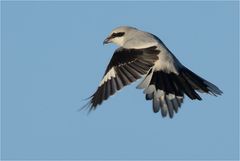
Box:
[111, 32, 125, 38]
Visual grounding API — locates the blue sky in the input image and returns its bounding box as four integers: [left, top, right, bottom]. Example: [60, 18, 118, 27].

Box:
[1, 1, 239, 160]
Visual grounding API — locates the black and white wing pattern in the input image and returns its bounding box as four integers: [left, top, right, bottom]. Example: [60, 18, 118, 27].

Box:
[85, 46, 160, 111]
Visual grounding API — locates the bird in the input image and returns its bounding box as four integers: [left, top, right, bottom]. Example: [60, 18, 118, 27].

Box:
[83, 26, 223, 118]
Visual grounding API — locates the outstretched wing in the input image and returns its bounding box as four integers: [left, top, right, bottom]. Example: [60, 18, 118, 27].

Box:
[85, 46, 160, 111]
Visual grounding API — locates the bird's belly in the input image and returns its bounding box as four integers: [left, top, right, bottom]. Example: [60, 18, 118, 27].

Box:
[154, 51, 178, 74]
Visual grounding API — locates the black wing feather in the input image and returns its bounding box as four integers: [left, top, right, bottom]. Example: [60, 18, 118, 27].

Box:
[85, 46, 160, 111]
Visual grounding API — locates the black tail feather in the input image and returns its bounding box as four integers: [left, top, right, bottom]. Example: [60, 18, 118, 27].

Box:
[180, 67, 223, 96]
[145, 68, 222, 118]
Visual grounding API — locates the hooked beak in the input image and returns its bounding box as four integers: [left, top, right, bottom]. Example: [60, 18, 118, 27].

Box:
[103, 36, 111, 45]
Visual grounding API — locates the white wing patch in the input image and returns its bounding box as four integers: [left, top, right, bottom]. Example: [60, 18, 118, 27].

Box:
[99, 68, 116, 86]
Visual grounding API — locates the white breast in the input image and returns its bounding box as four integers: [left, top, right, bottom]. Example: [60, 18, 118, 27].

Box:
[154, 44, 179, 74]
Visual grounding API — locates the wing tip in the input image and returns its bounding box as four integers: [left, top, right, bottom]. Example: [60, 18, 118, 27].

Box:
[80, 98, 94, 114]
[80, 93, 102, 114]
[204, 80, 223, 96]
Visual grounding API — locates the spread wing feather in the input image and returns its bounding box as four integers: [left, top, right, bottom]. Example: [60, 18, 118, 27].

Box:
[85, 46, 160, 111]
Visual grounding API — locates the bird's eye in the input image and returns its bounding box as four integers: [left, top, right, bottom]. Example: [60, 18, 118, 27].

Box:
[111, 32, 125, 38]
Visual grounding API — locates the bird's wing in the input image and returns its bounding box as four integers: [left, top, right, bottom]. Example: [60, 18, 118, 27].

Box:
[85, 46, 160, 111]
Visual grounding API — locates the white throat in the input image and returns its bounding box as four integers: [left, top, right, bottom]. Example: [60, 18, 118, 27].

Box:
[111, 37, 125, 47]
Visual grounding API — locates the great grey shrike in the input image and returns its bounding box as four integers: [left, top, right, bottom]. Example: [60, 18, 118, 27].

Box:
[83, 26, 222, 118]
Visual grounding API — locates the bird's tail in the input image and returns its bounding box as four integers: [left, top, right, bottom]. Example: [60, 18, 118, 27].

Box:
[137, 67, 223, 118]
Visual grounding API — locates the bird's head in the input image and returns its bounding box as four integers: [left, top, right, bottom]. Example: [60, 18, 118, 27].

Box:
[103, 26, 137, 46]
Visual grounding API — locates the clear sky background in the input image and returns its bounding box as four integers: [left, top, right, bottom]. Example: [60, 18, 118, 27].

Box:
[1, 1, 239, 160]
